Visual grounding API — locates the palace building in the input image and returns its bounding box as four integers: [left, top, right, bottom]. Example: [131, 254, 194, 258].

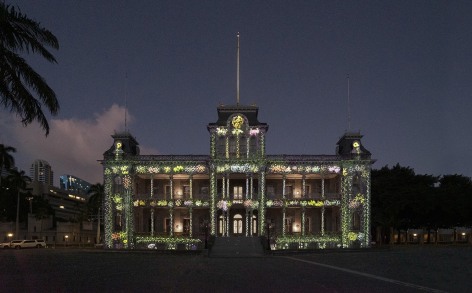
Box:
[101, 104, 373, 250]
[101, 35, 373, 250]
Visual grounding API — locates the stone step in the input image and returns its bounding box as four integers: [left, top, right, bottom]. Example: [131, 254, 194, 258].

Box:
[210, 236, 265, 257]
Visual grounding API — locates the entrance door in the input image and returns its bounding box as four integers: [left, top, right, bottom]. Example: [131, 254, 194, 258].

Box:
[233, 214, 243, 235]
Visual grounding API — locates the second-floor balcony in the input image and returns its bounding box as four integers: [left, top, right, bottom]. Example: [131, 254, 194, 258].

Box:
[266, 192, 341, 200]
[135, 193, 210, 201]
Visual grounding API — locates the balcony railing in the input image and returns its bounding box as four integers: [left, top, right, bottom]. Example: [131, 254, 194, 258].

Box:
[134, 193, 210, 200]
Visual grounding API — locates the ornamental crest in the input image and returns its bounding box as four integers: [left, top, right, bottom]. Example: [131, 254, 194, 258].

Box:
[231, 115, 244, 129]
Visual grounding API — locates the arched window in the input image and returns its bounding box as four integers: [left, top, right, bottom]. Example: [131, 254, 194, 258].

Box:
[233, 214, 243, 234]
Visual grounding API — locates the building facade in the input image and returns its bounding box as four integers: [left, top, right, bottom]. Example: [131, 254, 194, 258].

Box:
[30, 159, 54, 186]
[60, 175, 91, 196]
[101, 104, 373, 250]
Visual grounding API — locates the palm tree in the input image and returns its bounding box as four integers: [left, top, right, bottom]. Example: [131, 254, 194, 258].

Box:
[0, 144, 16, 189]
[88, 183, 104, 244]
[6, 169, 31, 238]
[0, 3, 60, 135]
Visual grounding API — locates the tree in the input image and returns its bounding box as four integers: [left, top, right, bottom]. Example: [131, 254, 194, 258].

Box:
[0, 3, 59, 135]
[6, 169, 30, 237]
[436, 175, 472, 227]
[87, 183, 104, 244]
[371, 164, 438, 244]
[0, 144, 16, 189]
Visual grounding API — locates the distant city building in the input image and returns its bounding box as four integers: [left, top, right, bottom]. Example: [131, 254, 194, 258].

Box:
[29, 181, 88, 222]
[29, 159, 54, 186]
[60, 175, 91, 196]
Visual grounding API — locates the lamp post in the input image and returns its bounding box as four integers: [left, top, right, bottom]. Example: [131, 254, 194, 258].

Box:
[7, 233, 13, 246]
[15, 189, 20, 239]
[65, 235, 69, 247]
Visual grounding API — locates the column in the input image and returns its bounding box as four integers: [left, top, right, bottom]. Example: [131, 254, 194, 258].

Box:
[282, 206, 286, 236]
[210, 169, 217, 236]
[150, 208, 154, 236]
[250, 175, 254, 199]
[246, 136, 250, 158]
[245, 208, 250, 237]
[302, 207, 306, 236]
[321, 206, 325, 236]
[225, 211, 230, 237]
[258, 170, 266, 236]
[189, 175, 193, 199]
[282, 175, 286, 199]
[222, 175, 226, 199]
[126, 173, 135, 249]
[104, 173, 113, 248]
[245, 174, 249, 200]
[189, 207, 193, 238]
[250, 210, 254, 236]
[321, 177, 325, 199]
[226, 175, 230, 200]
[302, 175, 306, 198]
[150, 175, 154, 236]
[169, 208, 174, 237]
[170, 175, 174, 200]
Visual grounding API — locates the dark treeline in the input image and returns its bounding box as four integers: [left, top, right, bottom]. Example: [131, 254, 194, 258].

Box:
[372, 164, 472, 243]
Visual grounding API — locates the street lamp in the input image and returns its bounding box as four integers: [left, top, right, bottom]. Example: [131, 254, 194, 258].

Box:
[65, 235, 69, 247]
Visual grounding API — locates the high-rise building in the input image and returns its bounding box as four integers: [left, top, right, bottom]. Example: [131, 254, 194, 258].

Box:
[60, 175, 92, 196]
[29, 159, 54, 186]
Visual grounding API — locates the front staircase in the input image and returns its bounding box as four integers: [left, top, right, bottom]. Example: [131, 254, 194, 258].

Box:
[209, 237, 265, 257]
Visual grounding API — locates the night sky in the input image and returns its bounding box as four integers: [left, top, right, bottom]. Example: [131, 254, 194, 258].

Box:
[1, 1, 471, 185]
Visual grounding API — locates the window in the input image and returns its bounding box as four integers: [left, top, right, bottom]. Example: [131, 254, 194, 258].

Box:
[229, 137, 237, 157]
[249, 136, 258, 157]
[267, 185, 275, 198]
[218, 215, 226, 235]
[183, 185, 190, 197]
[352, 213, 360, 230]
[285, 218, 293, 234]
[165, 185, 171, 199]
[233, 186, 243, 200]
[285, 185, 293, 197]
[216, 137, 225, 157]
[304, 217, 311, 234]
[304, 185, 310, 197]
[239, 136, 247, 158]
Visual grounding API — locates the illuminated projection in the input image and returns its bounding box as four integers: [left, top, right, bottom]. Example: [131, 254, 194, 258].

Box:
[101, 104, 373, 251]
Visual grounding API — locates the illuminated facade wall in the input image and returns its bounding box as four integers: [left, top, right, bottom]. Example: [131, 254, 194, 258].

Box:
[101, 105, 373, 249]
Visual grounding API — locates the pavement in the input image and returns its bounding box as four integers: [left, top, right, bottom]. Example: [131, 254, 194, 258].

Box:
[0, 245, 470, 292]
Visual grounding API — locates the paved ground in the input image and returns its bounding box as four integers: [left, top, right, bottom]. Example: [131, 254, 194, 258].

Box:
[0, 245, 470, 292]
